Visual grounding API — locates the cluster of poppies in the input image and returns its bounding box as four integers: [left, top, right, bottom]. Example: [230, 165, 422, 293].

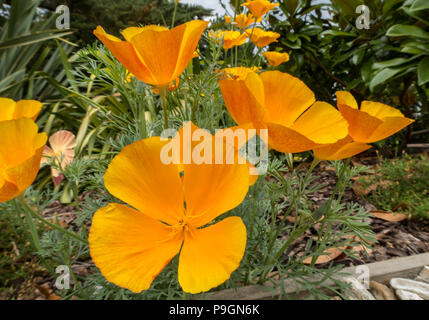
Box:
[212, 0, 290, 67]
[0, 0, 414, 297]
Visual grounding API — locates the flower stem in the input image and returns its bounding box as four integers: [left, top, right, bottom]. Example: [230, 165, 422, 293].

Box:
[171, 1, 178, 29]
[159, 86, 169, 129]
[17, 195, 87, 245]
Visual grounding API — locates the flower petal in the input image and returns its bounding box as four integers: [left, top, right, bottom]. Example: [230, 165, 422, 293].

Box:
[366, 117, 415, 143]
[338, 104, 383, 143]
[104, 137, 184, 225]
[93, 26, 156, 84]
[313, 136, 372, 160]
[336, 91, 358, 109]
[266, 122, 320, 153]
[178, 217, 246, 294]
[49, 130, 76, 153]
[360, 101, 405, 119]
[260, 71, 315, 128]
[291, 101, 349, 144]
[13, 100, 43, 121]
[183, 152, 250, 228]
[219, 72, 266, 128]
[0, 98, 15, 121]
[122, 25, 169, 41]
[0, 119, 46, 203]
[89, 203, 183, 293]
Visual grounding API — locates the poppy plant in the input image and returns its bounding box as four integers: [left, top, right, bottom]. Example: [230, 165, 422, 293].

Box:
[313, 91, 414, 160]
[0, 98, 42, 122]
[219, 71, 349, 153]
[245, 28, 280, 48]
[89, 126, 251, 294]
[93, 20, 208, 89]
[242, 0, 279, 19]
[263, 51, 290, 67]
[42, 130, 76, 186]
[0, 119, 47, 203]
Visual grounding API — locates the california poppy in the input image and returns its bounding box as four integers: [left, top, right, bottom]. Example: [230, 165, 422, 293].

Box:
[336, 91, 414, 143]
[0, 98, 42, 122]
[263, 51, 290, 67]
[89, 124, 251, 294]
[313, 91, 414, 160]
[242, 0, 279, 19]
[93, 20, 208, 89]
[219, 71, 349, 153]
[235, 13, 260, 30]
[220, 30, 248, 50]
[0, 119, 47, 203]
[245, 28, 280, 48]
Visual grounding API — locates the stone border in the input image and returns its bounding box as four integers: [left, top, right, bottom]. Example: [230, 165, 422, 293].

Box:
[196, 253, 429, 300]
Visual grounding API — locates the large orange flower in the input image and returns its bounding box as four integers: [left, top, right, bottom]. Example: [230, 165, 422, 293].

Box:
[0, 98, 42, 122]
[93, 20, 208, 88]
[89, 125, 251, 294]
[245, 28, 280, 48]
[313, 91, 414, 160]
[219, 71, 349, 153]
[242, 0, 279, 19]
[0, 119, 47, 203]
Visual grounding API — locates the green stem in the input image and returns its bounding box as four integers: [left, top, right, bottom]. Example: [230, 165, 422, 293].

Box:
[171, 1, 178, 29]
[15, 197, 41, 252]
[17, 195, 87, 245]
[159, 86, 169, 129]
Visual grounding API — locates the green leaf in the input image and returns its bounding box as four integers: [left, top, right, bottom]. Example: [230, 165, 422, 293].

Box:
[410, 0, 429, 12]
[373, 57, 413, 69]
[369, 68, 403, 91]
[386, 24, 429, 39]
[417, 57, 429, 86]
[320, 30, 356, 37]
[0, 30, 73, 50]
[284, 0, 299, 15]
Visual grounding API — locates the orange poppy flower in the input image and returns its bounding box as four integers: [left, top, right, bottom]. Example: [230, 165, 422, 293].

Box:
[219, 71, 349, 153]
[216, 67, 261, 80]
[42, 130, 76, 186]
[225, 16, 232, 24]
[245, 28, 280, 48]
[221, 30, 248, 50]
[242, 0, 279, 19]
[0, 119, 47, 203]
[0, 98, 42, 122]
[235, 13, 260, 30]
[336, 91, 414, 143]
[93, 20, 208, 89]
[89, 128, 250, 294]
[313, 91, 414, 160]
[263, 51, 290, 67]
